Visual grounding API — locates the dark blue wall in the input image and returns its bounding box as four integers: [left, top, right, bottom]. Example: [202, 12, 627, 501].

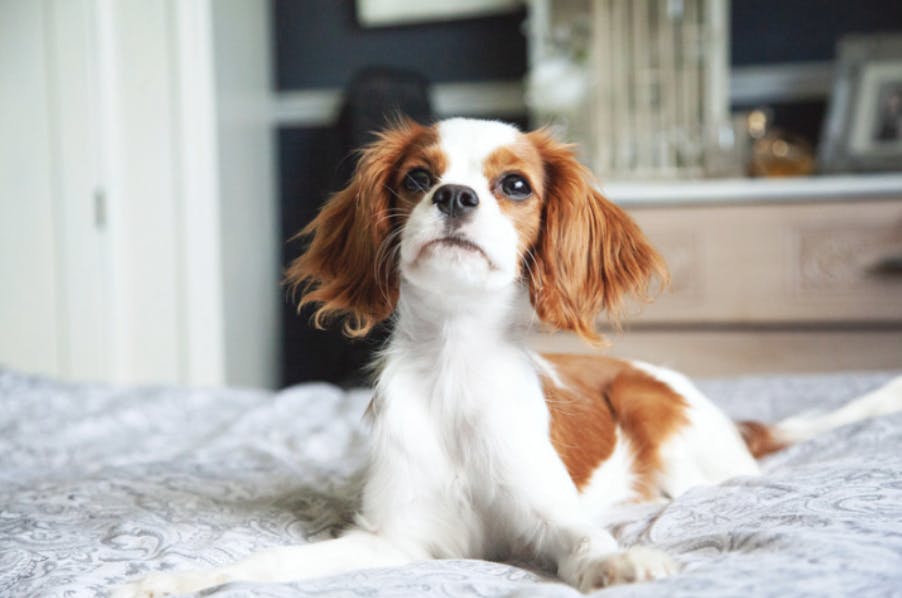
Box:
[273, 1, 527, 90]
[731, 0, 902, 65]
[273, 0, 902, 93]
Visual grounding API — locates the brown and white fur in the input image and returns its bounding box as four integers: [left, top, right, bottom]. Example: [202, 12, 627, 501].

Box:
[119, 118, 902, 596]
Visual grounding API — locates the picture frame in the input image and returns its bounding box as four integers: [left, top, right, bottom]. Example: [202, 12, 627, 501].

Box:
[356, 0, 520, 27]
[820, 34, 902, 173]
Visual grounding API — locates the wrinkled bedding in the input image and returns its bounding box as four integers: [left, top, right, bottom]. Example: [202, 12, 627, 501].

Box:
[1, 367, 901, 597]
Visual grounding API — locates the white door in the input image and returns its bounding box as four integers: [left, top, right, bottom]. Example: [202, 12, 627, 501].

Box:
[0, 0, 108, 381]
[1, 0, 278, 388]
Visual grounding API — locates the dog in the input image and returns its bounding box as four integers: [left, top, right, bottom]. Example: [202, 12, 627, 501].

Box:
[119, 118, 902, 596]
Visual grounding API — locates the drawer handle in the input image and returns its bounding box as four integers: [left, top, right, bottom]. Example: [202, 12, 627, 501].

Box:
[871, 253, 902, 275]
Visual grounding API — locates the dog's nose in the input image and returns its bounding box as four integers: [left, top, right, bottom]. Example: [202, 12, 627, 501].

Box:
[432, 184, 479, 218]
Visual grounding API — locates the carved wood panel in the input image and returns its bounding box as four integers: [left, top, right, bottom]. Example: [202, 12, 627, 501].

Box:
[623, 199, 902, 324]
[794, 224, 900, 294]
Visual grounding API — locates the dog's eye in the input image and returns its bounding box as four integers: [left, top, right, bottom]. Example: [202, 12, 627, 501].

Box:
[403, 169, 433, 193]
[499, 174, 532, 201]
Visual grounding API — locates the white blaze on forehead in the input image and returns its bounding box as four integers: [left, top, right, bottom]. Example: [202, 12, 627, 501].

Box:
[437, 118, 521, 183]
[398, 118, 525, 294]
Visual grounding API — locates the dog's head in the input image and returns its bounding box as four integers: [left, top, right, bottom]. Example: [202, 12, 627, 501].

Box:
[286, 118, 667, 341]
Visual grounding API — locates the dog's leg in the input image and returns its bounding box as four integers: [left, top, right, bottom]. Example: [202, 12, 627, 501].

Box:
[113, 529, 418, 598]
[501, 451, 679, 592]
[562, 543, 680, 591]
[535, 516, 678, 592]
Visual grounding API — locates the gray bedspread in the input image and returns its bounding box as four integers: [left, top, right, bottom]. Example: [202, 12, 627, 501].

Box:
[1, 368, 901, 597]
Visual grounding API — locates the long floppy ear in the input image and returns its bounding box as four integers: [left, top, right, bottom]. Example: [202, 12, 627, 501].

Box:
[285, 120, 424, 337]
[526, 129, 669, 343]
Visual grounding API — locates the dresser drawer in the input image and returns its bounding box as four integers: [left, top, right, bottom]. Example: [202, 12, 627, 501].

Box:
[624, 199, 902, 324]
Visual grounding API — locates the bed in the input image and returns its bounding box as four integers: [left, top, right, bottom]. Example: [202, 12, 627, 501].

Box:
[2, 366, 901, 597]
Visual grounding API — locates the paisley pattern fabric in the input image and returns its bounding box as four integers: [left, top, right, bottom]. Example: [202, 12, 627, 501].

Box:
[1, 367, 900, 597]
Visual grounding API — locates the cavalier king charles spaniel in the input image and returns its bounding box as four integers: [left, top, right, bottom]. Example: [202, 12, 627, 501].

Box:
[121, 118, 902, 596]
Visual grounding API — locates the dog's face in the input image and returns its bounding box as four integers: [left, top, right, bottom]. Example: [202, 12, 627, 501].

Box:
[286, 118, 666, 341]
[397, 119, 543, 296]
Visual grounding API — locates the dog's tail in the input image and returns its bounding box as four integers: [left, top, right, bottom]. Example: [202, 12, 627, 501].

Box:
[736, 375, 902, 458]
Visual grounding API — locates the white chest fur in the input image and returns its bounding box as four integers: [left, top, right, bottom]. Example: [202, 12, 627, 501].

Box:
[360, 286, 578, 560]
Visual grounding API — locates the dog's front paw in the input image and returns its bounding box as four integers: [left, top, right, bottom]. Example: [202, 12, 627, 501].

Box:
[567, 546, 679, 592]
[111, 569, 231, 598]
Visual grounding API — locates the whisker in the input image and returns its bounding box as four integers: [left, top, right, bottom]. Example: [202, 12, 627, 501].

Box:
[376, 245, 403, 307]
[373, 227, 405, 306]
[373, 209, 409, 226]
[383, 184, 405, 202]
[374, 228, 403, 269]
[520, 247, 539, 282]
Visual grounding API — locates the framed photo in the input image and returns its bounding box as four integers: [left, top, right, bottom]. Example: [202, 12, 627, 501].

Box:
[356, 0, 520, 27]
[820, 34, 902, 173]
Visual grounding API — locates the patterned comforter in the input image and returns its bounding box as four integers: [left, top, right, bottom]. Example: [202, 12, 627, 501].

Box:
[1, 367, 901, 597]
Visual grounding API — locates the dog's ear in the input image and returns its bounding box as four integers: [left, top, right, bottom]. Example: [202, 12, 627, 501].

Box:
[525, 129, 668, 343]
[285, 120, 424, 337]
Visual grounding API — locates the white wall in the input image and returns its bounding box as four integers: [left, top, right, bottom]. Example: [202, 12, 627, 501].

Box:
[211, 0, 279, 389]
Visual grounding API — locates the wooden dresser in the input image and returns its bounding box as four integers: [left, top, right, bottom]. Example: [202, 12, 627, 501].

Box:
[528, 176, 902, 377]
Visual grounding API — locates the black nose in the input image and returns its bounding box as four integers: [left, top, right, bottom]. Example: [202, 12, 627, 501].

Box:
[432, 184, 479, 218]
